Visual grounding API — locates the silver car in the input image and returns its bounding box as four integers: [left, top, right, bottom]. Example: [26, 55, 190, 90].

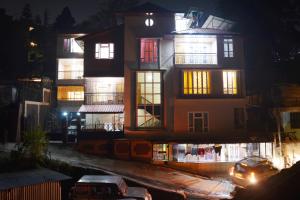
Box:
[70, 175, 152, 200]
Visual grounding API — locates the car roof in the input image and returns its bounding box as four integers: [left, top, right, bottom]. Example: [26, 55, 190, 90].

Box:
[77, 175, 125, 185]
[238, 156, 269, 167]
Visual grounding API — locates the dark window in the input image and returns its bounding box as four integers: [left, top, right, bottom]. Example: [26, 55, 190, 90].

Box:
[291, 112, 300, 128]
[234, 108, 245, 128]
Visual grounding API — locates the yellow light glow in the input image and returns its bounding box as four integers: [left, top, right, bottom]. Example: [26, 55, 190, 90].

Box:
[183, 70, 210, 95]
[57, 86, 84, 101]
[223, 71, 237, 94]
[30, 42, 37, 47]
[248, 172, 257, 184]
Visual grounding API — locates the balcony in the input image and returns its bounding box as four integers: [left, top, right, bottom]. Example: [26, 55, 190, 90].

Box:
[175, 53, 217, 65]
[85, 93, 124, 105]
[58, 71, 83, 80]
[82, 123, 124, 132]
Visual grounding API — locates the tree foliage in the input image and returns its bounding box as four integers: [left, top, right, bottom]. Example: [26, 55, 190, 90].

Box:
[54, 6, 76, 32]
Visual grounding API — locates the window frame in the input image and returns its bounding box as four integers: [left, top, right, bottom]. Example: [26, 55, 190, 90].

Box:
[136, 71, 162, 128]
[188, 112, 209, 133]
[223, 70, 238, 95]
[95, 43, 114, 59]
[140, 38, 159, 65]
[224, 38, 234, 58]
[182, 70, 210, 95]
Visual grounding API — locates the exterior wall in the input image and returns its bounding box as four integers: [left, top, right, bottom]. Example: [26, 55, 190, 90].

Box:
[56, 34, 85, 114]
[77, 139, 110, 155]
[114, 139, 131, 160]
[167, 161, 234, 176]
[82, 27, 124, 77]
[174, 98, 246, 135]
[124, 13, 175, 131]
[0, 181, 62, 200]
[130, 140, 153, 161]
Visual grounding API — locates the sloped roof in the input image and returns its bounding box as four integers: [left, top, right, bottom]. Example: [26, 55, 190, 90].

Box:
[0, 168, 70, 190]
[173, 28, 239, 35]
[78, 104, 124, 113]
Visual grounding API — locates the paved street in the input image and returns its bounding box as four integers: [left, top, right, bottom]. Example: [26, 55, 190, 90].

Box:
[1, 143, 235, 200]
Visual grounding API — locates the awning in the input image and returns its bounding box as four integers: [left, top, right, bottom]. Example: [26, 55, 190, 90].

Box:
[78, 104, 124, 113]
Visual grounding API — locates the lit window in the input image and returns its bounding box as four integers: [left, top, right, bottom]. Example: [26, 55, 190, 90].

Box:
[136, 71, 161, 128]
[145, 18, 154, 27]
[224, 38, 234, 57]
[58, 59, 83, 80]
[188, 112, 208, 133]
[63, 38, 83, 53]
[57, 86, 84, 101]
[183, 70, 210, 95]
[95, 43, 114, 59]
[140, 39, 158, 64]
[223, 71, 237, 94]
[175, 35, 217, 64]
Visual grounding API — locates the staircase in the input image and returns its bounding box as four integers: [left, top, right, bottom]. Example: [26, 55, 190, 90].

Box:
[137, 96, 161, 128]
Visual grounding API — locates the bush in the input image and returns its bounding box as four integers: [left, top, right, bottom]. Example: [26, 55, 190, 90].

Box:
[22, 127, 48, 163]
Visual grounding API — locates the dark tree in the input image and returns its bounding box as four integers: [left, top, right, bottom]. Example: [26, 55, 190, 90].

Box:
[43, 9, 49, 27]
[54, 7, 76, 32]
[76, 0, 138, 31]
[20, 3, 33, 24]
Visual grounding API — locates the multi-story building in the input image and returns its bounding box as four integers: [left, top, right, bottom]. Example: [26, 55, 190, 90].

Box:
[56, 33, 85, 124]
[54, 3, 274, 169]
[119, 3, 273, 164]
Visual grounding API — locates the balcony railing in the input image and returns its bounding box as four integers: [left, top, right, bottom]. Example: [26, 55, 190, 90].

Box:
[58, 71, 83, 80]
[82, 123, 124, 132]
[85, 93, 124, 105]
[175, 53, 217, 65]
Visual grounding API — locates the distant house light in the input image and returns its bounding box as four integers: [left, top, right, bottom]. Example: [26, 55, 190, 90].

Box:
[30, 41, 37, 47]
[146, 12, 153, 16]
[29, 26, 34, 31]
[62, 112, 68, 116]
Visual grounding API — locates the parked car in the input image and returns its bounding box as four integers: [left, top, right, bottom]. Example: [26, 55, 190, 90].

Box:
[70, 175, 152, 200]
[68, 118, 85, 135]
[229, 156, 279, 187]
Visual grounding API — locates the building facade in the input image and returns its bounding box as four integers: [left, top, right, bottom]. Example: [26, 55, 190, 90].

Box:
[54, 3, 273, 167]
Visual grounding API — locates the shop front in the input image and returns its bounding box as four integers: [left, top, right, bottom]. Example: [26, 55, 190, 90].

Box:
[152, 142, 273, 163]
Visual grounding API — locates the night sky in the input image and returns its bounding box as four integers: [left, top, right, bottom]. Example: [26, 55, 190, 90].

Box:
[0, 0, 99, 23]
[0, 0, 218, 23]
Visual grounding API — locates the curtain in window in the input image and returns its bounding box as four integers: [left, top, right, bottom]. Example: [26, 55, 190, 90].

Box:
[140, 39, 158, 63]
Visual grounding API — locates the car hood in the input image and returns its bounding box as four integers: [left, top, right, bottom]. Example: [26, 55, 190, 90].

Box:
[125, 187, 148, 198]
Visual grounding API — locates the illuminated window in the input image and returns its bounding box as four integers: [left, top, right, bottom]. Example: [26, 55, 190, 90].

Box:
[183, 70, 210, 95]
[136, 71, 161, 128]
[175, 13, 190, 31]
[145, 13, 154, 27]
[95, 43, 114, 59]
[223, 71, 237, 94]
[175, 35, 217, 64]
[58, 59, 83, 80]
[224, 38, 234, 57]
[57, 86, 84, 101]
[63, 38, 83, 53]
[188, 112, 208, 133]
[140, 39, 158, 64]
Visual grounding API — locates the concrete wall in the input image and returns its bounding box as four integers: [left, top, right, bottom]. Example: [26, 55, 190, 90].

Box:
[174, 98, 246, 135]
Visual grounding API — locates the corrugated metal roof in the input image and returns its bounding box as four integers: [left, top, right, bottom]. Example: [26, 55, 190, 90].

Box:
[78, 104, 124, 113]
[0, 168, 71, 190]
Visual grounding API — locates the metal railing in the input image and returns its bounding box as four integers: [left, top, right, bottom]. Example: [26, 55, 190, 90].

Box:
[82, 123, 124, 132]
[58, 71, 83, 80]
[175, 53, 217, 65]
[85, 93, 124, 105]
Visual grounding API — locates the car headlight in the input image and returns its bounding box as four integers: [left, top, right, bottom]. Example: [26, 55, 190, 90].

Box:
[229, 167, 234, 176]
[248, 172, 257, 184]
